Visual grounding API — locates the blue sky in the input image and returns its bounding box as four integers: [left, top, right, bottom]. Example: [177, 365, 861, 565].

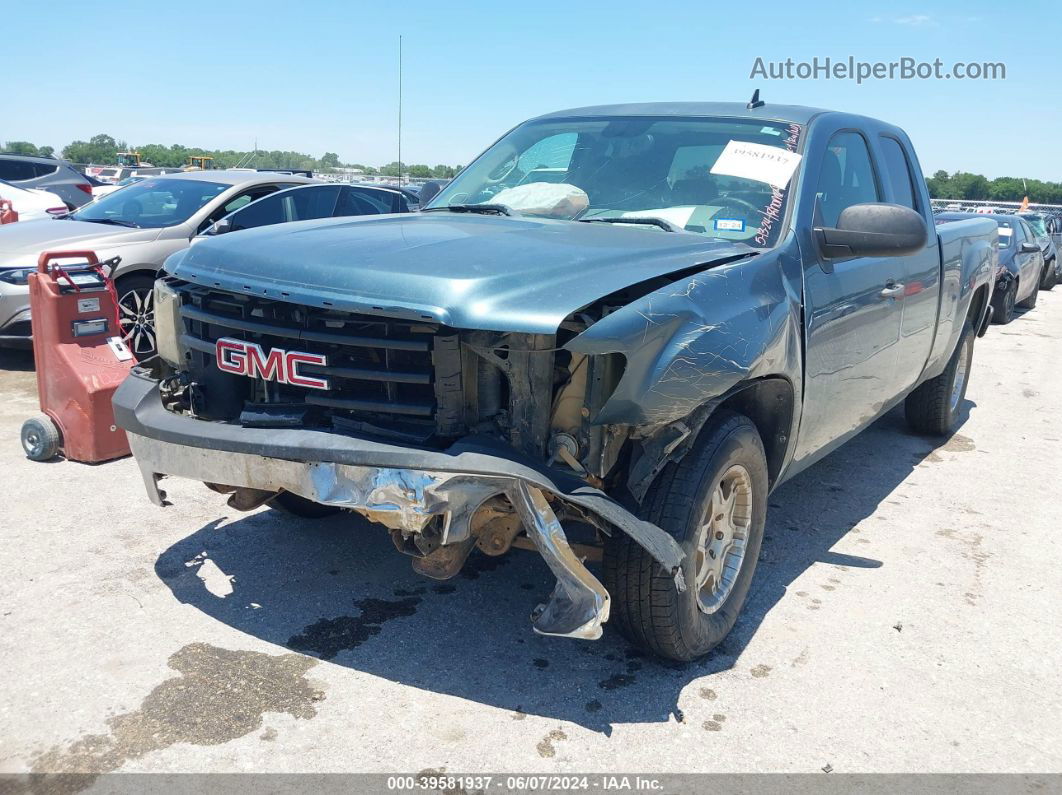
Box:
[6, 0, 1060, 179]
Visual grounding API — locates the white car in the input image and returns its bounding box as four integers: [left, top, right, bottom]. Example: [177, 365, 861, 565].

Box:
[92, 175, 145, 199]
[95, 166, 138, 185]
[0, 179, 67, 222]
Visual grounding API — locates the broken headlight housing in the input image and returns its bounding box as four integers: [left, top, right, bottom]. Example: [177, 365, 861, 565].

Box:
[154, 279, 184, 367]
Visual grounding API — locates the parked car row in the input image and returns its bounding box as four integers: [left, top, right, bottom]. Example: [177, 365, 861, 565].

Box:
[0, 153, 95, 208]
[936, 212, 1055, 323]
[0, 179, 67, 223]
[0, 166, 419, 352]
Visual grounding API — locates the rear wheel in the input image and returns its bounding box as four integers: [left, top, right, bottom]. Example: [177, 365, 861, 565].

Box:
[21, 414, 61, 461]
[114, 273, 157, 360]
[905, 319, 974, 436]
[993, 282, 1016, 325]
[603, 410, 768, 662]
[1040, 260, 1056, 291]
[267, 491, 341, 519]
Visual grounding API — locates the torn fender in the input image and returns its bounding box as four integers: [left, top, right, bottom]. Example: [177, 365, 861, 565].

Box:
[566, 246, 805, 428]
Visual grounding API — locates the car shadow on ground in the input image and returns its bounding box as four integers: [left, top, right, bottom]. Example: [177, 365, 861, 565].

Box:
[0, 348, 35, 372]
[154, 402, 972, 734]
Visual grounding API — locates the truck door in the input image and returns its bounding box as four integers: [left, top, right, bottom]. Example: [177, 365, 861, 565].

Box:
[877, 135, 940, 391]
[794, 130, 908, 463]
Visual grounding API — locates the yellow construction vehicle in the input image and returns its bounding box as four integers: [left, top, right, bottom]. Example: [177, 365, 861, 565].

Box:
[116, 151, 147, 168]
[184, 156, 215, 170]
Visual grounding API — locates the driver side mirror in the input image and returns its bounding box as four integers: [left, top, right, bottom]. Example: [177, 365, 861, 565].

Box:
[1019, 242, 1040, 253]
[418, 180, 443, 205]
[815, 203, 927, 261]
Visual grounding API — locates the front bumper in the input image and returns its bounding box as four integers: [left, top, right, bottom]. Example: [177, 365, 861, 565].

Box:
[0, 282, 31, 347]
[114, 370, 686, 640]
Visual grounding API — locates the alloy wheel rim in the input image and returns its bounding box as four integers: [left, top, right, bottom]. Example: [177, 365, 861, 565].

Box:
[118, 287, 155, 355]
[694, 464, 753, 615]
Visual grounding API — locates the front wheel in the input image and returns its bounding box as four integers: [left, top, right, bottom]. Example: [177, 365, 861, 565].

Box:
[603, 410, 768, 662]
[905, 319, 974, 436]
[114, 273, 157, 360]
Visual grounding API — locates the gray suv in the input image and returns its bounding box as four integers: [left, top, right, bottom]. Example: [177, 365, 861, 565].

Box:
[0, 154, 95, 209]
[0, 170, 312, 353]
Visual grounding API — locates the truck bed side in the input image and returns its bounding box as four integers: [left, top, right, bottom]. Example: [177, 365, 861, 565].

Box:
[918, 217, 997, 384]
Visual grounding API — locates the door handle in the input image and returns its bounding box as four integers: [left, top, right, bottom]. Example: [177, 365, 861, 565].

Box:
[879, 282, 905, 299]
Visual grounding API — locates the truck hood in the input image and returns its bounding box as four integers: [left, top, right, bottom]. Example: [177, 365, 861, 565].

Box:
[0, 218, 160, 267]
[165, 213, 755, 333]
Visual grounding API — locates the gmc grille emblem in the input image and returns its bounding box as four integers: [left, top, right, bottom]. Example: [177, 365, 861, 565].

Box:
[215, 337, 330, 390]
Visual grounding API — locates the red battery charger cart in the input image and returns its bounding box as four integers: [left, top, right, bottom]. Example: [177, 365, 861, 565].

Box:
[20, 251, 135, 463]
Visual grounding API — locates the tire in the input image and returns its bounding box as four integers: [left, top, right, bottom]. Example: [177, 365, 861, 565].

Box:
[1018, 273, 1039, 309]
[21, 414, 61, 461]
[267, 491, 340, 519]
[603, 410, 768, 662]
[905, 319, 975, 436]
[993, 282, 1016, 325]
[1040, 260, 1056, 291]
[114, 272, 157, 360]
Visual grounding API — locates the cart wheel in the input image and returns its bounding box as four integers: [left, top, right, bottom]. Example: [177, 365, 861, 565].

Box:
[21, 415, 61, 461]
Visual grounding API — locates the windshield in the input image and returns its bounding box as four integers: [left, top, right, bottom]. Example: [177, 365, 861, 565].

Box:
[72, 178, 228, 228]
[1021, 214, 1047, 237]
[428, 116, 803, 247]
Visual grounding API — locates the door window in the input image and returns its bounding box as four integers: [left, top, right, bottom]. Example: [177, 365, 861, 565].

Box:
[878, 137, 917, 210]
[816, 132, 882, 227]
[202, 185, 284, 228]
[227, 192, 286, 231]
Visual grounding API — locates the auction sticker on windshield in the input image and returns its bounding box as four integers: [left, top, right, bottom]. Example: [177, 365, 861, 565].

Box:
[710, 140, 802, 188]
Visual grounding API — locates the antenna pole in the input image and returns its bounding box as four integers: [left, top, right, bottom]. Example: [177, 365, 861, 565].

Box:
[398, 35, 403, 186]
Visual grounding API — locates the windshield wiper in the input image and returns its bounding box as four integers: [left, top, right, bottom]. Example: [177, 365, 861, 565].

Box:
[579, 216, 682, 233]
[422, 203, 518, 217]
[78, 217, 140, 228]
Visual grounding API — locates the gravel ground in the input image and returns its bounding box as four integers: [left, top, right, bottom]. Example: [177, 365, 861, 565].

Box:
[0, 291, 1060, 781]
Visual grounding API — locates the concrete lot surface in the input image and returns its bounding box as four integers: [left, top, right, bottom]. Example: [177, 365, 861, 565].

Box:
[0, 293, 1060, 782]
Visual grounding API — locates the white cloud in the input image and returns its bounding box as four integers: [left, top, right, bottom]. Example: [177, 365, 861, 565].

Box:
[893, 14, 936, 26]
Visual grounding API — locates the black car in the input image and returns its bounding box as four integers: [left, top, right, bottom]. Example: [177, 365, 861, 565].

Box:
[936, 212, 1046, 323]
[199, 183, 415, 238]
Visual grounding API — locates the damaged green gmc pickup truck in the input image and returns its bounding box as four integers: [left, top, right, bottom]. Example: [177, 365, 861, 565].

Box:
[114, 101, 997, 661]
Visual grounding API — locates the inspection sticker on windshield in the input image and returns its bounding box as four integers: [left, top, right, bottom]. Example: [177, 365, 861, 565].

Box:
[710, 140, 802, 188]
[714, 218, 746, 231]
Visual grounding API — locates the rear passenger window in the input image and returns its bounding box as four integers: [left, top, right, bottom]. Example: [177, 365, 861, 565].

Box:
[288, 185, 341, 220]
[815, 132, 881, 228]
[0, 158, 38, 181]
[879, 137, 917, 210]
[336, 187, 394, 216]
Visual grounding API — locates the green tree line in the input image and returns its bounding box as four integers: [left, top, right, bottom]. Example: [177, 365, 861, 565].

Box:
[925, 171, 1062, 204]
[2, 135, 461, 179]
[8, 136, 1058, 199]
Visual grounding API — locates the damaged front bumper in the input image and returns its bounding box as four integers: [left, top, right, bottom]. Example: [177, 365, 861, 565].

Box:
[113, 370, 685, 641]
